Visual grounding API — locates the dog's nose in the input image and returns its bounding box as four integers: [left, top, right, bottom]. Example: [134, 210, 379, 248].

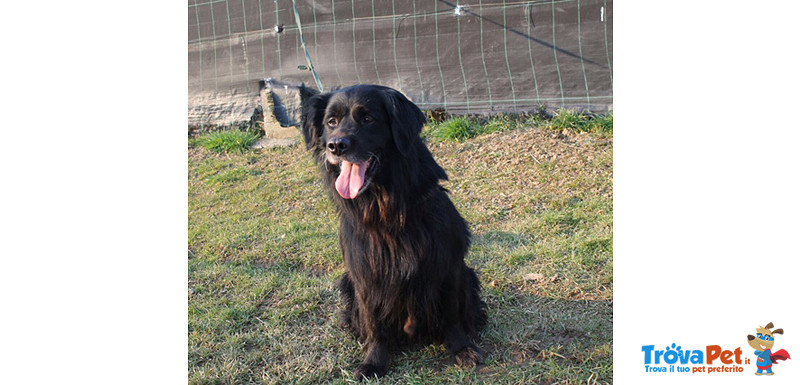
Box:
[748, 335, 755, 341]
[327, 136, 351, 156]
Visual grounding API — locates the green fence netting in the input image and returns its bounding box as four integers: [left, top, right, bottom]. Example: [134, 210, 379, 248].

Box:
[188, 0, 612, 127]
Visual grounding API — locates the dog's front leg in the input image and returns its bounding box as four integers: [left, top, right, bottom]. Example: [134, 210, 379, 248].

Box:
[353, 294, 390, 380]
[441, 279, 484, 368]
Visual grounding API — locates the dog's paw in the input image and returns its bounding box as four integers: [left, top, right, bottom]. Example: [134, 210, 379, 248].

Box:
[454, 345, 484, 368]
[354, 363, 387, 381]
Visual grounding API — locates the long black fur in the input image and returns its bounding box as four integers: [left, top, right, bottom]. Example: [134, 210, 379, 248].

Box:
[301, 85, 487, 380]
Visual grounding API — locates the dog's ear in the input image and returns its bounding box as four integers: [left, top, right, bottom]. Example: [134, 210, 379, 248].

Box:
[301, 92, 331, 150]
[772, 328, 784, 335]
[383, 89, 425, 155]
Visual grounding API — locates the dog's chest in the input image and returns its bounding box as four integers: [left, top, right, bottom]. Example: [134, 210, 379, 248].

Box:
[342, 229, 426, 283]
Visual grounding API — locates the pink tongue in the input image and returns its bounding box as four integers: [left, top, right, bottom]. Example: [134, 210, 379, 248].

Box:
[335, 160, 367, 199]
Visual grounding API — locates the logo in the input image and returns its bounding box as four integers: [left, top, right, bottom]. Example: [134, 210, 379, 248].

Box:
[641, 343, 745, 374]
[640, 321, 792, 376]
[746, 322, 791, 376]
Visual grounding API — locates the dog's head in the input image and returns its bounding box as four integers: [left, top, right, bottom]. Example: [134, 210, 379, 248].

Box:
[301, 85, 441, 199]
[747, 322, 783, 351]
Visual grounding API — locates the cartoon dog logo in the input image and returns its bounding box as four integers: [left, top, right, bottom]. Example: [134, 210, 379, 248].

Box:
[747, 322, 791, 375]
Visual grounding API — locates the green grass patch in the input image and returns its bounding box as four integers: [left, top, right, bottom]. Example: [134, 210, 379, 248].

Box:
[429, 117, 481, 141]
[189, 122, 613, 384]
[542, 109, 613, 136]
[427, 111, 612, 142]
[589, 114, 613, 135]
[191, 130, 261, 153]
[428, 116, 516, 142]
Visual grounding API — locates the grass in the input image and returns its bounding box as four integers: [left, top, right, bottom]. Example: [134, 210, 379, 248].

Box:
[192, 130, 262, 153]
[188, 118, 613, 384]
[429, 117, 482, 142]
[428, 111, 613, 141]
[542, 110, 613, 137]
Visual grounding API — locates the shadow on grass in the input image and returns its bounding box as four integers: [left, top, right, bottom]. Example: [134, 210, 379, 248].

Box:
[465, 231, 612, 382]
[478, 288, 612, 380]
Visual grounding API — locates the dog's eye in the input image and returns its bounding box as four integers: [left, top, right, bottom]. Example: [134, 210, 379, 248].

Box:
[362, 115, 373, 124]
[327, 118, 338, 127]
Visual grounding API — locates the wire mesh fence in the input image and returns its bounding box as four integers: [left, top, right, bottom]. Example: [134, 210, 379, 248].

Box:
[188, 0, 612, 128]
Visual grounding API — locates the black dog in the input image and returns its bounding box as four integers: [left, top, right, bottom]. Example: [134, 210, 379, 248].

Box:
[301, 85, 486, 379]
